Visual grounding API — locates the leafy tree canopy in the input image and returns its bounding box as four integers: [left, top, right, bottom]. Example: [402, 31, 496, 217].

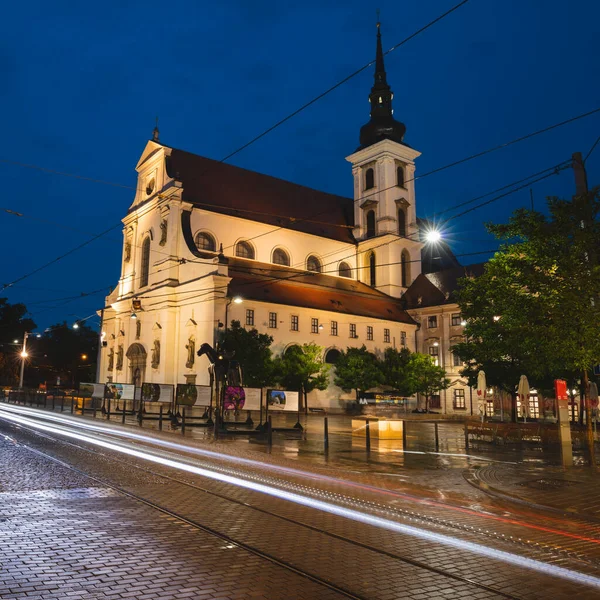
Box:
[222, 320, 277, 388]
[333, 345, 383, 400]
[273, 343, 329, 410]
[454, 189, 600, 393]
[0, 298, 36, 385]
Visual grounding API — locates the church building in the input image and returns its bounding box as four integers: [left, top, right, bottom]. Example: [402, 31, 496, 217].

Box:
[99, 25, 472, 412]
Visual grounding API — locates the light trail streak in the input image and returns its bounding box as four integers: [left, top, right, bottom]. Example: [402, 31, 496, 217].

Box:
[2, 404, 599, 546]
[2, 408, 600, 590]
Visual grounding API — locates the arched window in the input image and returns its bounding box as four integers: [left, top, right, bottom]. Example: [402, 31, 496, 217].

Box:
[365, 168, 374, 190]
[398, 209, 406, 237]
[306, 255, 321, 273]
[235, 240, 255, 259]
[140, 237, 151, 288]
[366, 210, 376, 238]
[401, 249, 411, 287]
[272, 248, 290, 266]
[195, 232, 216, 252]
[339, 262, 352, 278]
[397, 165, 405, 187]
[325, 348, 341, 364]
[369, 252, 376, 287]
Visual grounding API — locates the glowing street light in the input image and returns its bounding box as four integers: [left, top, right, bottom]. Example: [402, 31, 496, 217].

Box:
[425, 229, 442, 243]
[72, 322, 80, 329]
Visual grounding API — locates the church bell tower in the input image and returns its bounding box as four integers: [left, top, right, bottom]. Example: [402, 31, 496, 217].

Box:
[346, 22, 423, 298]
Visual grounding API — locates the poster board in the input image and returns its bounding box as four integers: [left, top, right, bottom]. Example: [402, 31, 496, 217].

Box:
[266, 389, 299, 412]
[79, 383, 105, 399]
[176, 384, 211, 407]
[104, 383, 135, 400]
[222, 386, 262, 411]
[141, 383, 174, 404]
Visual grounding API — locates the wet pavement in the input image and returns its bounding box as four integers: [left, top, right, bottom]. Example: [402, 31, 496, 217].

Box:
[2, 402, 600, 599]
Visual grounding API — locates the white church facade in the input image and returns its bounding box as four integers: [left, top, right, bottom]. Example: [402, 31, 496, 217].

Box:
[98, 25, 474, 413]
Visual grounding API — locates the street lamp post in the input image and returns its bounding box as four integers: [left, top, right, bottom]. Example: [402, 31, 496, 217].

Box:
[224, 296, 243, 331]
[19, 332, 30, 389]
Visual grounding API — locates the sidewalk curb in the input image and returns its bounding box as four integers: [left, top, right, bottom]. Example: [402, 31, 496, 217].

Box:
[464, 468, 600, 525]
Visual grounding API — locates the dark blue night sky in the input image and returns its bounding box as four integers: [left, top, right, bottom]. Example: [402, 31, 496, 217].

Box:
[1, 0, 599, 333]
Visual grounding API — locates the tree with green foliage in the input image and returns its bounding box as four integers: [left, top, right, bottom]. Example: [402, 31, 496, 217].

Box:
[381, 347, 449, 408]
[0, 298, 36, 386]
[333, 345, 383, 402]
[273, 343, 330, 411]
[454, 189, 600, 460]
[222, 320, 277, 388]
[405, 352, 450, 411]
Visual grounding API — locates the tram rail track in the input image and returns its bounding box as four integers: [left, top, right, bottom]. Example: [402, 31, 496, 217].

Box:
[0, 411, 556, 600]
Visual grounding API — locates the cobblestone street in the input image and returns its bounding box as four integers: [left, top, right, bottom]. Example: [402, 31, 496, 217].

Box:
[2, 404, 600, 599]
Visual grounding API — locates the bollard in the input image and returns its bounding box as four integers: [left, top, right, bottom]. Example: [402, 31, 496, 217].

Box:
[324, 416, 329, 453]
[138, 405, 143, 427]
[365, 419, 371, 453]
[106, 397, 111, 420]
[434, 422, 439, 452]
[159, 405, 163, 431]
[93, 401, 97, 419]
[60, 395, 64, 413]
[464, 422, 470, 450]
[402, 421, 407, 448]
[122, 401, 126, 424]
[267, 415, 273, 451]
[70, 397, 74, 414]
[51, 394, 55, 411]
[181, 407, 186, 435]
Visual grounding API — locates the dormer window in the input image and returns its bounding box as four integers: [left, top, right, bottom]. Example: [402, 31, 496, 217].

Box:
[306, 255, 321, 273]
[365, 168, 374, 190]
[235, 241, 255, 259]
[195, 232, 216, 252]
[273, 248, 290, 266]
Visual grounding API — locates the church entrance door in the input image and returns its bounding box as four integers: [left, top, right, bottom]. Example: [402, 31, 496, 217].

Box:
[126, 343, 147, 387]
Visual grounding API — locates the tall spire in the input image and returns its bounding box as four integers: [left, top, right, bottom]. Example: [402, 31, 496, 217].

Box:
[358, 22, 406, 150]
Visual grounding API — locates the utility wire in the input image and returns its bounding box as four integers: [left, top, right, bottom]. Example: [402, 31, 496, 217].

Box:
[584, 133, 600, 164]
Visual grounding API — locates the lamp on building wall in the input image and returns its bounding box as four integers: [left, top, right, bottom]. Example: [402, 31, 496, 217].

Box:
[224, 296, 243, 331]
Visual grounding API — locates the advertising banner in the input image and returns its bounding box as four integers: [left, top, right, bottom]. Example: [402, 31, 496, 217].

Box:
[79, 383, 105, 399]
[266, 389, 299, 412]
[176, 384, 211, 406]
[104, 383, 135, 400]
[141, 383, 174, 404]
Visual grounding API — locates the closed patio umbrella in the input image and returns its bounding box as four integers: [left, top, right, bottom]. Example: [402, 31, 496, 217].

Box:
[476, 370, 487, 421]
[518, 375, 530, 421]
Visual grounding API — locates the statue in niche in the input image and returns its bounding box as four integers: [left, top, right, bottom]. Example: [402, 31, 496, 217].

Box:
[124, 241, 131, 262]
[116, 345, 124, 371]
[185, 337, 195, 369]
[108, 348, 114, 371]
[151, 339, 161, 369]
[135, 320, 142, 340]
[159, 219, 168, 246]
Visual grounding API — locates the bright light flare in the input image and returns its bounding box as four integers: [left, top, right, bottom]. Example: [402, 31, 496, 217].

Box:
[1, 407, 599, 591]
[20, 351, 28, 358]
[424, 229, 442, 243]
[233, 296, 243, 304]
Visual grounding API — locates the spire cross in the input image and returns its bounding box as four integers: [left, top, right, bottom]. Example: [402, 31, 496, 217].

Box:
[376, 8, 380, 27]
[152, 117, 160, 142]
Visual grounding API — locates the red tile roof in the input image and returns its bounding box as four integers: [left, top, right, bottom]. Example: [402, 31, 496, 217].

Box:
[227, 257, 415, 325]
[165, 146, 356, 244]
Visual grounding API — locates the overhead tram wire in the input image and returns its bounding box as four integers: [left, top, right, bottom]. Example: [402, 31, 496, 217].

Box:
[9, 152, 570, 312]
[2, 99, 598, 294]
[3, 103, 597, 287]
[26, 158, 567, 308]
[584, 133, 600, 163]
